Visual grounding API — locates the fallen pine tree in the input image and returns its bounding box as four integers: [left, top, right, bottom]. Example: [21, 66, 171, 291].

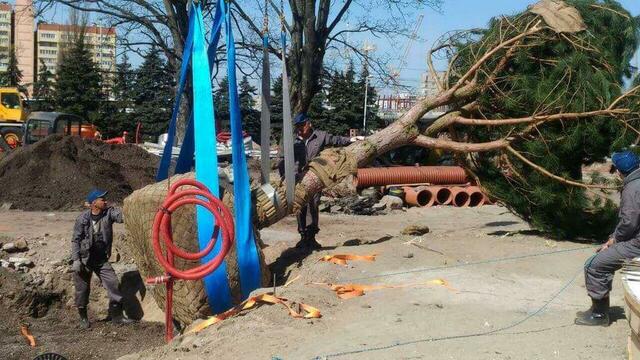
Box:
[124, 0, 640, 324]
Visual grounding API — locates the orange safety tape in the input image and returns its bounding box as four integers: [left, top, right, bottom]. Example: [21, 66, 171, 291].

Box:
[188, 293, 321, 334]
[314, 279, 454, 299]
[319, 254, 377, 266]
[20, 325, 36, 348]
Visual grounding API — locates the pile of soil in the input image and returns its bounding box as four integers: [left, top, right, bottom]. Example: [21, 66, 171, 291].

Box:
[0, 135, 159, 211]
[0, 268, 165, 360]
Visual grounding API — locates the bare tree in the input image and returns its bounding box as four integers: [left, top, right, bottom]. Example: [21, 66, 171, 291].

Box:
[35, 0, 442, 136]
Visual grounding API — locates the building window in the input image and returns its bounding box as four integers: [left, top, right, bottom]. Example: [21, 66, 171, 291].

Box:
[41, 33, 55, 39]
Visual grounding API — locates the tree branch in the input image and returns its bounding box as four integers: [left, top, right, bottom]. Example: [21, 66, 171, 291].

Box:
[505, 146, 617, 190]
[413, 134, 509, 152]
[453, 109, 630, 126]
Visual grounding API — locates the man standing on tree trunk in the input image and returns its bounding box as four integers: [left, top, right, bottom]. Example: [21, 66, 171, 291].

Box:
[280, 113, 362, 250]
[575, 151, 640, 327]
[71, 189, 134, 329]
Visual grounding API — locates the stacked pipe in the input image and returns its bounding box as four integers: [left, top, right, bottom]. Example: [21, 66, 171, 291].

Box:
[356, 166, 492, 208]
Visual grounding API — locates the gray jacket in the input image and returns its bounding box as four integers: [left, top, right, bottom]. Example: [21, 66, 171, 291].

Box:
[71, 207, 123, 264]
[280, 129, 351, 177]
[613, 169, 640, 243]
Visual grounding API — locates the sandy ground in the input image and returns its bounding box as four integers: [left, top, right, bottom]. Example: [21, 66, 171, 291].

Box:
[132, 205, 625, 360]
[0, 205, 630, 360]
[0, 210, 165, 360]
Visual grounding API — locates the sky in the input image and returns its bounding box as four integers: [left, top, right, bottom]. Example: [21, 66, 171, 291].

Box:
[28, 0, 640, 93]
[369, 0, 640, 93]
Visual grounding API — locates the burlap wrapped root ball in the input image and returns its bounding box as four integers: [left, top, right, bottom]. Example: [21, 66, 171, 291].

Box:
[123, 172, 271, 325]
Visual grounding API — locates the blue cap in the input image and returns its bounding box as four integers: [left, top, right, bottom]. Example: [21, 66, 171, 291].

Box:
[612, 151, 640, 175]
[294, 113, 309, 125]
[86, 189, 108, 204]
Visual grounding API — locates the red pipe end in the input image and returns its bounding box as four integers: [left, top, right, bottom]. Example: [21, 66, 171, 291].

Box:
[451, 187, 471, 207]
[433, 187, 453, 205]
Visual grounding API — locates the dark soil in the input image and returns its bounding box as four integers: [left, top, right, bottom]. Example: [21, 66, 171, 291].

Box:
[0, 269, 165, 360]
[0, 135, 159, 211]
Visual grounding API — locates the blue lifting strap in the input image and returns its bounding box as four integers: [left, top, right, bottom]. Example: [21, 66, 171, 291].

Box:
[156, 5, 196, 182]
[192, 1, 233, 313]
[175, 1, 226, 175]
[225, 4, 263, 298]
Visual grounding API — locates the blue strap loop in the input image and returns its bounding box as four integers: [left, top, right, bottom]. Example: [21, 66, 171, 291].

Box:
[156, 5, 196, 181]
[225, 4, 263, 298]
[192, 0, 233, 313]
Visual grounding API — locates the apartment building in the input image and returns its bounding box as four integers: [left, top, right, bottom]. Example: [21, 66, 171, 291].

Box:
[0, 3, 11, 72]
[36, 23, 116, 83]
[14, 0, 34, 91]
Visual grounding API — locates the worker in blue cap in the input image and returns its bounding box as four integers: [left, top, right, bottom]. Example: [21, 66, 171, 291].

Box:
[576, 150, 640, 326]
[281, 113, 363, 249]
[71, 189, 133, 328]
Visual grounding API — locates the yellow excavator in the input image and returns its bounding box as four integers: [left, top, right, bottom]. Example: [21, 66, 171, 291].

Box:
[0, 87, 27, 148]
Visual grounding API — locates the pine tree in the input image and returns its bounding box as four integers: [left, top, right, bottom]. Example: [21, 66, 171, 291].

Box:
[32, 59, 55, 111]
[109, 54, 136, 138]
[239, 76, 261, 142]
[455, 0, 639, 238]
[132, 48, 175, 140]
[213, 76, 230, 132]
[0, 47, 24, 93]
[320, 62, 362, 135]
[54, 29, 104, 124]
[306, 85, 330, 128]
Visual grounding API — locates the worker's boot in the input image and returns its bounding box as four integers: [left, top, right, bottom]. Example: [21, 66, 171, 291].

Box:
[574, 297, 610, 326]
[294, 233, 308, 249]
[305, 232, 322, 250]
[109, 302, 134, 325]
[78, 307, 90, 329]
[575, 296, 608, 317]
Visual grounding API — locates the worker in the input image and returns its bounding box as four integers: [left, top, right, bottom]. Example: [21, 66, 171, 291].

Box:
[71, 189, 133, 329]
[280, 113, 363, 249]
[575, 150, 640, 326]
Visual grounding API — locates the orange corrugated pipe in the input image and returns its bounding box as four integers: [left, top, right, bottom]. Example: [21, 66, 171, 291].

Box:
[451, 187, 471, 207]
[403, 186, 434, 207]
[356, 166, 467, 188]
[466, 186, 486, 207]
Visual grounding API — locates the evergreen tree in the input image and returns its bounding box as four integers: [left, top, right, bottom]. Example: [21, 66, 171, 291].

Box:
[109, 54, 137, 138]
[213, 76, 262, 140]
[32, 59, 55, 111]
[320, 62, 361, 135]
[132, 48, 175, 140]
[455, 0, 639, 238]
[306, 70, 331, 130]
[54, 29, 104, 124]
[239, 76, 261, 142]
[214, 76, 230, 132]
[0, 48, 24, 93]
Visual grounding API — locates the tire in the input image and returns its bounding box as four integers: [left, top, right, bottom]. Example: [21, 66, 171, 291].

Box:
[1, 127, 22, 149]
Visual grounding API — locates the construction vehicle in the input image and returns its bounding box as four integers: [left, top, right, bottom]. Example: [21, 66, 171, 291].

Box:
[23, 112, 99, 146]
[0, 87, 28, 148]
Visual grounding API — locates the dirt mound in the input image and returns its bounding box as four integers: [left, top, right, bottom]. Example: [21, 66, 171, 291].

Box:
[0, 268, 165, 360]
[0, 135, 159, 211]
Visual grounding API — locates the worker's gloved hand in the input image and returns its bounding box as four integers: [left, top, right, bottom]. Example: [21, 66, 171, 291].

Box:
[72, 260, 84, 273]
[350, 136, 365, 142]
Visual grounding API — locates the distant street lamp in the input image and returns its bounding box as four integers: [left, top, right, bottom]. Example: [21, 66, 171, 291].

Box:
[362, 41, 376, 133]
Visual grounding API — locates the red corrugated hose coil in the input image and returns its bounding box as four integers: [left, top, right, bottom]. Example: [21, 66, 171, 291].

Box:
[146, 179, 235, 342]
